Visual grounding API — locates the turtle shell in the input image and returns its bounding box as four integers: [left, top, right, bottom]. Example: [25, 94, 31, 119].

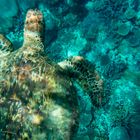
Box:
[0, 9, 79, 140]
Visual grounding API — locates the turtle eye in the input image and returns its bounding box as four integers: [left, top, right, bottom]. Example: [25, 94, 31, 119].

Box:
[27, 13, 31, 18]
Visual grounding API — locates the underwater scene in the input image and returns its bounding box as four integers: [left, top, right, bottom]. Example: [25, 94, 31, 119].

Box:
[0, 0, 140, 140]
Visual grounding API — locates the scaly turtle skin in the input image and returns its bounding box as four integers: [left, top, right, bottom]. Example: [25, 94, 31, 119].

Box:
[0, 9, 104, 140]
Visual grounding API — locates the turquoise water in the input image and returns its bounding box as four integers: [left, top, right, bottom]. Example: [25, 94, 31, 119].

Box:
[0, 0, 140, 140]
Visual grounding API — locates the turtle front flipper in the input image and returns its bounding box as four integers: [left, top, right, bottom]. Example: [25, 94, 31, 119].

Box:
[58, 56, 104, 107]
[0, 34, 13, 53]
[23, 9, 44, 51]
[0, 34, 13, 69]
[0, 34, 13, 106]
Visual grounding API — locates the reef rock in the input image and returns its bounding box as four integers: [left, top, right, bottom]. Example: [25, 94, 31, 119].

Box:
[109, 126, 130, 140]
[0, 0, 18, 33]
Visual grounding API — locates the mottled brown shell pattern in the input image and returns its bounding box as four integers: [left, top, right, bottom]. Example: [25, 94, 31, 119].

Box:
[0, 9, 79, 140]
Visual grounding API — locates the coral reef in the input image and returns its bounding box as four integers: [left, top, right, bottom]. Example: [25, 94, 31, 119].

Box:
[0, 0, 140, 140]
[0, 0, 18, 33]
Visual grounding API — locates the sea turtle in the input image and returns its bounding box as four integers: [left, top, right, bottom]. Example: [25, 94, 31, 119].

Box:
[0, 9, 104, 140]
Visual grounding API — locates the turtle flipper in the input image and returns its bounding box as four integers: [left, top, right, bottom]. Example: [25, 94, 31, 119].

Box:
[23, 9, 44, 51]
[0, 34, 13, 53]
[0, 34, 13, 96]
[58, 56, 104, 107]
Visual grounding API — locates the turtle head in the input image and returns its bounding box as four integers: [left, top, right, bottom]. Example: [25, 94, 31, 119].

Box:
[23, 9, 44, 46]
